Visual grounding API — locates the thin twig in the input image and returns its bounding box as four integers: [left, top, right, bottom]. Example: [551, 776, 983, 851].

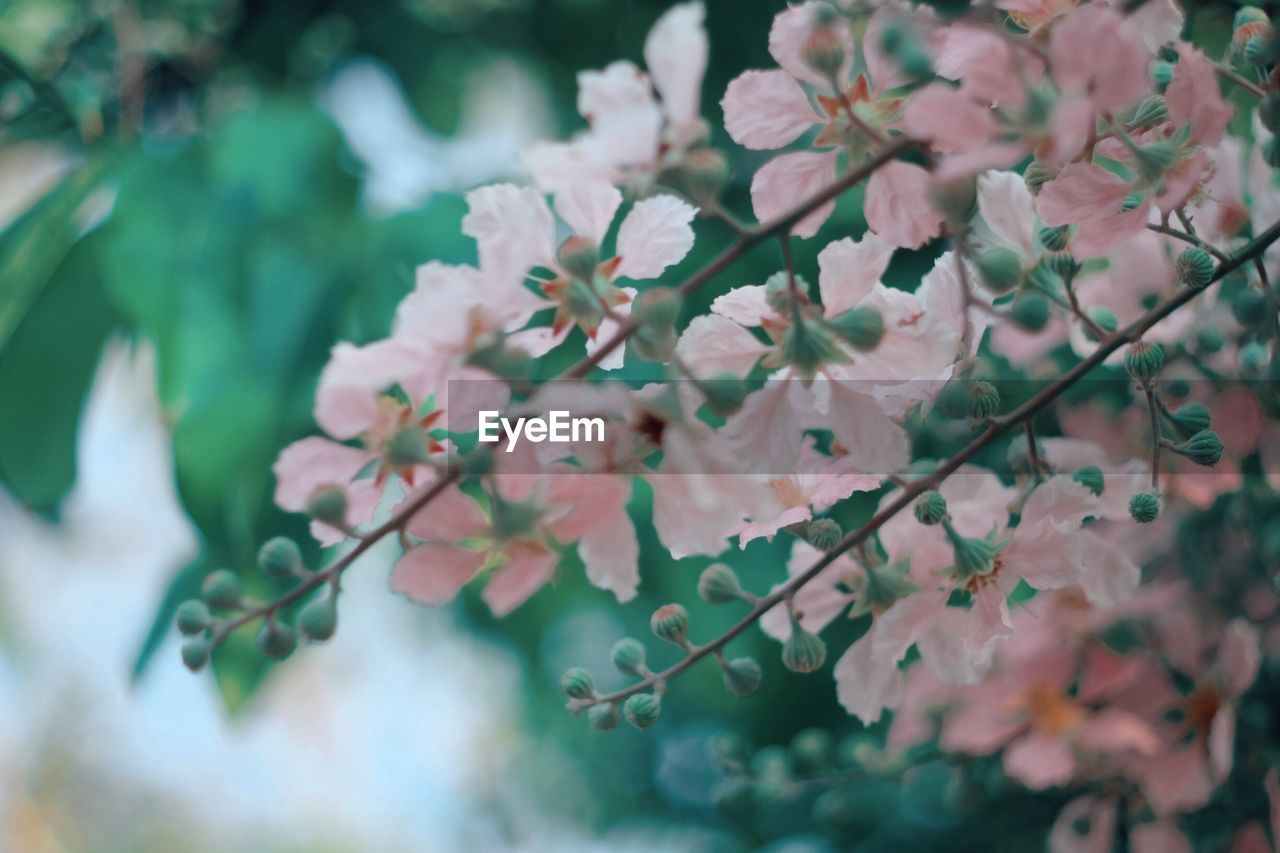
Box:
[1147, 223, 1231, 263]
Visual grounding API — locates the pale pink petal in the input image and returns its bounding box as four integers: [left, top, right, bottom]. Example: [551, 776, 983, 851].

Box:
[1006, 519, 1085, 590]
[1074, 708, 1161, 755]
[1020, 476, 1100, 528]
[1166, 43, 1233, 146]
[1132, 746, 1214, 815]
[864, 161, 943, 249]
[554, 181, 622, 245]
[577, 61, 664, 166]
[1209, 703, 1236, 782]
[768, 2, 853, 88]
[901, 83, 997, 154]
[722, 379, 806, 473]
[406, 484, 489, 541]
[823, 381, 910, 474]
[584, 294, 631, 371]
[1004, 733, 1076, 789]
[1122, 0, 1184, 54]
[462, 184, 555, 283]
[934, 23, 1038, 106]
[543, 474, 631, 542]
[760, 542, 856, 637]
[1047, 96, 1097, 165]
[736, 505, 811, 547]
[390, 543, 487, 605]
[579, 512, 640, 601]
[482, 543, 559, 616]
[1131, 821, 1191, 853]
[1049, 6, 1152, 112]
[1220, 619, 1262, 697]
[721, 69, 820, 150]
[315, 340, 432, 440]
[643, 0, 708, 130]
[521, 138, 615, 193]
[1077, 531, 1140, 607]
[710, 285, 774, 326]
[750, 150, 839, 239]
[1036, 162, 1130, 226]
[834, 629, 905, 723]
[272, 437, 372, 513]
[977, 170, 1037, 256]
[648, 472, 739, 559]
[864, 2, 936, 95]
[675, 314, 769, 378]
[614, 194, 697, 280]
[817, 232, 895, 315]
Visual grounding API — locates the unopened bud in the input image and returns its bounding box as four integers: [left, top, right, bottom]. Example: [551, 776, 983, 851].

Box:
[256, 619, 298, 660]
[1170, 429, 1224, 466]
[258, 536, 304, 580]
[806, 518, 843, 551]
[560, 666, 595, 700]
[850, 557, 918, 618]
[914, 490, 948, 525]
[1241, 340, 1270, 373]
[826, 305, 884, 351]
[700, 374, 749, 417]
[1235, 7, 1272, 46]
[780, 314, 849, 379]
[385, 424, 431, 467]
[307, 487, 348, 525]
[1129, 491, 1160, 523]
[1044, 250, 1081, 282]
[1084, 307, 1118, 342]
[790, 728, 835, 773]
[975, 247, 1023, 293]
[1130, 95, 1168, 128]
[623, 692, 661, 728]
[181, 636, 213, 672]
[632, 287, 682, 330]
[1163, 402, 1211, 440]
[651, 603, 690, 647]
[1244, 33, 1278, 66]
[1151, 61, 1175, 93]
[1124, 341, 1165, 382]
[556, 235, 599, 282]
[1023, 161, 1058, 195]
[782, 613, 827, 673]
[631, 325, 677, 362]
[588, 702, 620, 731]
[936, 379, 974, 419]
[668, 148, 731, 204]
[1011, 293, 1050, 331]
[698, 563, 746, 603]
[969, 381, 1000, 419]
[201, 569, 243, 610]
[721, 656, 763, 696]
[1232, 288, 1270, 326]
[1072, 466, 1105, 497]
[298, 594, 338, 641]
[176, 600, 212, 636]
[942, 522, 1007, 578]
[802, 12, 846, 79]
[1038, 225, 1070, 252]
[611, 637, 647, 675]
[879, 19, 932, 79]
[1175, 247, 1214, 288]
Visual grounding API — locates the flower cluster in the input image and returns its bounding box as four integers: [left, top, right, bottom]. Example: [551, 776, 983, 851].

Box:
[174, 0, 1280, 842]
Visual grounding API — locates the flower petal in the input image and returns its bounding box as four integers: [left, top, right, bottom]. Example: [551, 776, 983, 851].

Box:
[721, 69, 820, 150]
[614, 194, 697, 280]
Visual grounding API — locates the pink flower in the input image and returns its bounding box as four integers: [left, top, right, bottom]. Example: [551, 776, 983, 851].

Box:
[521, 2, 708, 192]
[1036, 162, 1150, 259]
[863, 160, 945, 249]
[390, 466, 638, 615]
[1166, 43, 1233, 147]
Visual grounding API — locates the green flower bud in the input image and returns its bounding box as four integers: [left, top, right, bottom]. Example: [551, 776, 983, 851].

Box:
[1244, 34, 1276, 66]
[1038, 225, 1070, 252]
[975, 247, 1023, 293]
[181, 636, 213, 672]
[1163, 401, 1211, 440]
[256, 619, 298, 660]
[556, 235, 599, 283]
[850, 558, 919, 618]
[307, 487, 348, 525]
[1232, 288, 1270, 326]
[385, 425, 431, 467]
[1235, 6, 1270, 31]
[1023, 161, 1059, 195]
[782, 613, 827, 673]
[826, 306, 885, 351]
[623, 692, 661, 729]
[914, 490, 948, 525]
[661, 148, 731, 204]
[588, 702, 620, 731]
[298, 594, 338, 641]
[1241, 340, 1269, 373]
[936, 379, 974, 419]
[700, 374, 748, 417]
[698, 563, 746, 604]
[1170, 429, 1224, 466]
[764, 270, 810, 310]
[1129, 95, 1168, 128]
[175, 599, 212, 636]
[631, 325, 677, 362]
[969, 381, 1000, 419]
[1265, 137, 1280, 169]
[1121, 193, 1144, 213]
[779, 314, 849, 380]
[1174, 247, 1215, 288]
[790, 728, 835, 773]
[258, 536, 304, 580]
[563, 276, 604, 330]
[802, 12, 846, 79]
[1151, 61, 1175, 93]
[1045, 250, 1081, 282]
[1072, 466, 1105, 497]
[721, 656, 763, 696]
[942, 522, 1008, 579]
[632, 287, 682, 330]
[201, 569, 243, 610]
[611, 637, 647, 675]
[1128, 139, 1178, 185]
[879, 19, 932, 79]
[806, 518, 843, 551]
[651, 603, 690, 647]
[1124, 341, 1165, 382]
[1085, 306, 1119, 342]
[1196, 328, 1225, 354]
[560, 666, 595, 700]
[1129, 491, 1161, 523]
[1011, 293, 1051, 331]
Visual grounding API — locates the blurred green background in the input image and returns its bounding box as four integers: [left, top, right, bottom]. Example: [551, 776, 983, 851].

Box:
[0, 0, 1260, 850]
